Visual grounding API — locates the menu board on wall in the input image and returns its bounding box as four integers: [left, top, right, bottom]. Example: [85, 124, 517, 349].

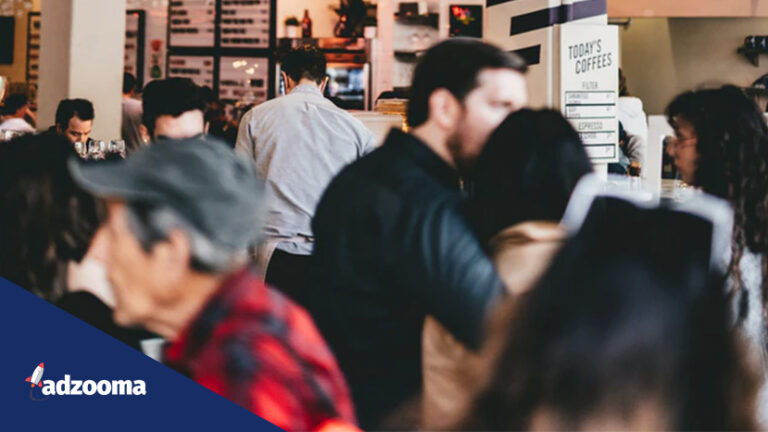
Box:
[219, 56, 268, 104]
[168, 55, 215, 87]
[220, 0, 271, 49]
[169, 0, 215, 47]
[560, 24, 619, 163]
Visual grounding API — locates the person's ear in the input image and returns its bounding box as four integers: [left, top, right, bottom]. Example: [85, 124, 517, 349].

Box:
[139, 124, 151, 145]
[320, 76, 329, 93]
[56, 124, 64, 135]
[428, 88, 461, 130]
[281, 71, 294, 93]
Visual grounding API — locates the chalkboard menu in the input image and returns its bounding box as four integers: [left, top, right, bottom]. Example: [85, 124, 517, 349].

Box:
[168, 55, 215, 87]
[169, 0, 216, 47]
[166, 0, 276, 101]
[219, 56, 268, 103]
[220, 0, 271, 49]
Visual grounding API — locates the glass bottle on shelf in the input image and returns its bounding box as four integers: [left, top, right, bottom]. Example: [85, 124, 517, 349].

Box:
[302, 9, 313, 38]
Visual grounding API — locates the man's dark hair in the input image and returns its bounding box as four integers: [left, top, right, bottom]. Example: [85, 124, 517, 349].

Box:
[3, 93, 29, 116]
[55, 98, 95, 129]
[281, 45, 327, 84]
[123, 72, 137, 94]
[469, 109, 593, 244]
[141, 78, 206, 138]
[407, 38, 527, 128]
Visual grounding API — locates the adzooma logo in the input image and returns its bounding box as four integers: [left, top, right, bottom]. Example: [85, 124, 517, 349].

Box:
[26, 363, 147, 396]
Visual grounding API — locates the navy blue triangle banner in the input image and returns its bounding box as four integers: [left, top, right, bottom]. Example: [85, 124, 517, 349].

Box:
[0, 277, 283, 432]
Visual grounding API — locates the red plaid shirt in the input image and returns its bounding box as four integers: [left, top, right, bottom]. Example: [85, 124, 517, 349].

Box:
[164, 266, 357, 431]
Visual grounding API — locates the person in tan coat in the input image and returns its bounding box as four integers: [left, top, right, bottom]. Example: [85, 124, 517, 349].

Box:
[421, 109, 593, 428]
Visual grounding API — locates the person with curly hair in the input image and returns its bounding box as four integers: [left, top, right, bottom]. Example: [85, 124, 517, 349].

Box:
[667, 85, 768, 426]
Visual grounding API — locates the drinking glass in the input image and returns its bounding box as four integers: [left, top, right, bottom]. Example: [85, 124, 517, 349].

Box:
[73, 141, 87, 158]
[87, 140, 106, 160]
[108, 139, 126, 158]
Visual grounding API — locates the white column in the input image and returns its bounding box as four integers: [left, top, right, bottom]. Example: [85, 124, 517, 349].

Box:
[38, 0, 125, 139]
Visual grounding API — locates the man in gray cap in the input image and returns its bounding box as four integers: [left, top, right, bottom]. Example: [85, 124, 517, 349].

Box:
[68, 137, 356, 431]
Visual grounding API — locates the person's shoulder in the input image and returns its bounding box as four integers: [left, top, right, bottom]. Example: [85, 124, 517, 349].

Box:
[0, 118, 35, 132]
[245, 97, 287, 119]
[123, 97, 142, 111]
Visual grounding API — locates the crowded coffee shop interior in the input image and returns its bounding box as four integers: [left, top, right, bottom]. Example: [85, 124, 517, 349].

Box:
[3, 0, 768, 430]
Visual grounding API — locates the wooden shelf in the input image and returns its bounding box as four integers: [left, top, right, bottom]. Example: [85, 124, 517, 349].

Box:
[394, 13, 438, 28]
[738, 47, 768, 67]
[394, 50, 426, 62]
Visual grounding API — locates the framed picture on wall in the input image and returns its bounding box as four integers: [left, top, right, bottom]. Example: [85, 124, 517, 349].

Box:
[0, 16, 14, 65]
[449, 5, 483, 38]
[25, 12, 41, 105]
[125, 10, 146, 88]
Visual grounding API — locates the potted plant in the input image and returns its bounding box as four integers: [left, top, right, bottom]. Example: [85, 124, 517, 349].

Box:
[284, 16, 300, 38]
[331, 0, 371, 37]
[363, 15, 377, 39]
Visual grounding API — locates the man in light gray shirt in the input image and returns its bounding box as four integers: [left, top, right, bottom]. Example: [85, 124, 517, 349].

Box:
[236, 45, 376, 308]
[121, 73, 145, 152]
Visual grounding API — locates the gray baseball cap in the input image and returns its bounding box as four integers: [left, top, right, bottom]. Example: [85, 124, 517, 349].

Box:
[68, 137, 264, 251]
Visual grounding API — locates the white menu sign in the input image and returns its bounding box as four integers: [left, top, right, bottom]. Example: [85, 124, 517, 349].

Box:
[168, 55, 214, 87]
[560, 23, 619, 162]
[220, 0, 271, 49]
[169, 0, 216, 47]
[219, 56, 269, 104]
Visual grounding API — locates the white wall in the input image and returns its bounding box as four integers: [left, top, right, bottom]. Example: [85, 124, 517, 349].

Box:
[620, 18, 768, 114]
[608, 0, 768, 17]
[277, 0, 338, 38]
[38, 0, 126, 139]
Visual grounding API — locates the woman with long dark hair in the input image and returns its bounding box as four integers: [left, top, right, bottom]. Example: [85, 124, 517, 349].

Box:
[666, 85, 768, 426]
[422, 109, 593, 428]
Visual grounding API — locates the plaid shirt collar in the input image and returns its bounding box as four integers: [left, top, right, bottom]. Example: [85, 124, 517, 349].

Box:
[163, 266, 255, 370]
[163, 265, 357, 431]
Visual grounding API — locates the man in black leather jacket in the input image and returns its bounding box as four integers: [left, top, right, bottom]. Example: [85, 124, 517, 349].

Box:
[309, 39, 529, 429]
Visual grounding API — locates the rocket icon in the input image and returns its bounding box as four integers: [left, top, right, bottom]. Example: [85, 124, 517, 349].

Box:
[25, 363, 44, 388]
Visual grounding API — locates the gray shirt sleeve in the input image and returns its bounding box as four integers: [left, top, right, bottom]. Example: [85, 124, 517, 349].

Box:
[235, 110, 255, 159]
